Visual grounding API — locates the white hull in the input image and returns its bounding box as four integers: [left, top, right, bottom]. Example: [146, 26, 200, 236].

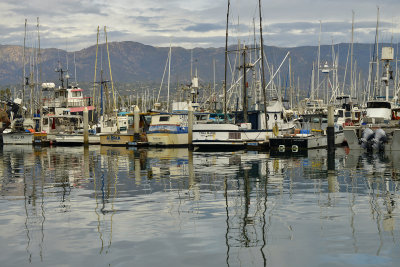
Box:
[55, 134, 100, 145]
[270, 132, 345, 150]
[344, 128, 400, 151]
[147, 132, 188, 146]
[55, 134, 84, 145]
[192, 123, 294, 148]
[2, 132, 33, 145]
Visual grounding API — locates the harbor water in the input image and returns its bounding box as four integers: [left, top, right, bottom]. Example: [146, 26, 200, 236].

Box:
[0, 145, 399, 266]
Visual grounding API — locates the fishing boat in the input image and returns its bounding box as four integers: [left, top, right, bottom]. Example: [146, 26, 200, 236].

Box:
[2, 116, 36, 145]
[344, 101, 400, 151]
[146, 111, 190, 146]
[344, 47, 400, 152]
[269, 113, 345, 152]
[193, 100, 296, 150]
[100, 110, 152, 146]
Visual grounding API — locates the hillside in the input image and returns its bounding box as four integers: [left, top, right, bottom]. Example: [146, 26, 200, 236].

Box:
[0, 41, 389, 96]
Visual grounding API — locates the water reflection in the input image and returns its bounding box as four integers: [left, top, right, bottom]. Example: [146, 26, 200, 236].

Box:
[0, 146, 399, 266]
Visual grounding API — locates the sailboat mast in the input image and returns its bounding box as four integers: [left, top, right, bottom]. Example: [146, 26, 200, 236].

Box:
[317, 21, 322, 101]
[224, 0, 230, 122]
[92, 26, 99, 120]
[242, 46, 248, 123]
[190, 50, 193, 79]
[375, 7, 380, 97]
[259, 0, 267, 129]
[104, 26, 116, 111]
[213, 58, 216, 94]
[350, 11, 355, 99]
[167, 43, 172, 112]
[22, 19, 27, 113]
[289, 56, 293, 109]
[37, 17, 43, 130]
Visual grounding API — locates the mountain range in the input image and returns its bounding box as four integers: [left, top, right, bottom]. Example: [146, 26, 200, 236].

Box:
[0, 41, 393, 96]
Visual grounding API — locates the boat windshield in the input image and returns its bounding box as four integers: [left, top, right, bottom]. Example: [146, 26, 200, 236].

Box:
[367, 102, 391, 109]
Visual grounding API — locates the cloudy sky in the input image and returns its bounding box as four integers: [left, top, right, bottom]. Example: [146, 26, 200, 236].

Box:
[1, 0, 400, 51]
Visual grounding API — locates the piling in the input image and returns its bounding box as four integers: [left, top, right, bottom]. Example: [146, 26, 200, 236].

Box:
[188, 104, 193, 149]
[134, 105, 140, 141]
[83, 107, 89, 146]
[327, 105, 335, 171]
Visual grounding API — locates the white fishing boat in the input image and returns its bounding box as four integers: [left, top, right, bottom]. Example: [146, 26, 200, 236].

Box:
[147, 112, 189, 146]
[193, 101, 296, 150]
[2, 131, 34, 145]
[269, 113, 345, 152]
[344, 47, 400, 152]
[100, 110, 152, 146]
[344, 101, 400, 151]
[2, 117, 36, 145]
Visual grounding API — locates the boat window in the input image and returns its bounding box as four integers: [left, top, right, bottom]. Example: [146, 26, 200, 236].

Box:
[159, 116, 170, 122]
[338, 110, 344, 117]
[196, 114, 208, 121]
[345, 111, 351, 117]
[229, 132, 241, 139]
[367, 102, 391, 109]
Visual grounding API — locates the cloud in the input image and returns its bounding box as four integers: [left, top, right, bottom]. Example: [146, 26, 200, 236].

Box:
[184, 23, 225, 33]
[1, 0, 400, 51]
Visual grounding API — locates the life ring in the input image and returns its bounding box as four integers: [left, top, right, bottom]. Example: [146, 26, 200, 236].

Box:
[273, 123, 279, 136]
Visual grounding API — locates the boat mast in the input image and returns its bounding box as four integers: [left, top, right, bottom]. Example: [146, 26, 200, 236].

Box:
[167, 42, 171, 112]
[317, 21, 321, 101]
[74, 52, 77, 84]
[350, 11, 355, 99]
[224, 0, 230, 122]
[37, 17, 43, 131]
[259, 0, 267, 129]
[375, 7, 380, 98]
[92, 26, 99, 121]
[241, 45, 248, 123]
[289, 56, 293, 109]
[104, 26, 116, 112]
[22, 19, 27, 115]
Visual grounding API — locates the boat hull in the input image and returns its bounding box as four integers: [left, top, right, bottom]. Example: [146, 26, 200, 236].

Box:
[55, 134, 84, 145]
[2, 132, 33, 145]
[344, 127, 400, 151]
[147, 132, 188, 146]
[192, 123, 269, 149]
[100, 134, 134, 146]
[269, 132, 345, 152]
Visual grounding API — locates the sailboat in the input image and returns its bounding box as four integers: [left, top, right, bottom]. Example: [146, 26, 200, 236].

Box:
[192, 0, 296, 150]
[146, 45, 210, 146]
[2, 19, 37, 145]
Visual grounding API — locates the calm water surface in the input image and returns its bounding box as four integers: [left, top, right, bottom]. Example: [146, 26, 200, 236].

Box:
[0, 145, 399, 267]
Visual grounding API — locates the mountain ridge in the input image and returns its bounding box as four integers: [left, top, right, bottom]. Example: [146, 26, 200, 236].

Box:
[0, 41, 392, 96]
